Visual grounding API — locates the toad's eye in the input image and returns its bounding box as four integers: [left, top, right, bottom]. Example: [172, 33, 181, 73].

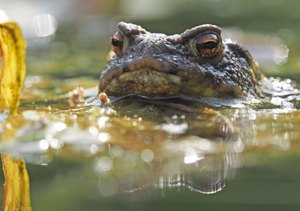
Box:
[111, 33, 124, 55]
[195, 33, 220, 58]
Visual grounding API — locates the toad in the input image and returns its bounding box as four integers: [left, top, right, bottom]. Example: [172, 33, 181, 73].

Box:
[98, 22, 262, 98]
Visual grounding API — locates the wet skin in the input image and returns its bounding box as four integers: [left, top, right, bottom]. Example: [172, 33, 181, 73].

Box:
[98, 22, 262, 98]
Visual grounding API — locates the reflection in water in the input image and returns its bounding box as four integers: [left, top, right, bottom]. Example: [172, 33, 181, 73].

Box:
[94, 142, 238, 195]
[153, 152, 228, 194]
[0, 98, 241, 197]
[1, 154, 31, 211]
[234, 108, 300, 150]
[2, 76, 300, 205]
[3, 87, 300, 200]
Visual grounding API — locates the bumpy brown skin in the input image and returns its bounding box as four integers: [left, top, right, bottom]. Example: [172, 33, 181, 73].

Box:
[99, 22, 262, 98]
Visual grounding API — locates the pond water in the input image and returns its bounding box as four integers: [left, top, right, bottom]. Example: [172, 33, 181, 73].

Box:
[1, 1, 300, 210]
[2, 75, 300, 211]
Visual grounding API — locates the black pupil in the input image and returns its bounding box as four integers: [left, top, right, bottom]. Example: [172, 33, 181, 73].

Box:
[197, 41, 218, 49]
[112, 38, 121, 47]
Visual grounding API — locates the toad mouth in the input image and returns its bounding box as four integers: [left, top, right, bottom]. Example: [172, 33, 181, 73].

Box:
[98, 56, 187, 96]
[99, 68, 183, 96]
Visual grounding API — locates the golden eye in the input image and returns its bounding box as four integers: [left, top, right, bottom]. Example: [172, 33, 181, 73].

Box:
[111, 32, 123, 55]
[195, 33, 220, 58]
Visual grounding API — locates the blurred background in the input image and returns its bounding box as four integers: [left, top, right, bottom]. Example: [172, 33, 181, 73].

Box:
[1, 0, 300, 79]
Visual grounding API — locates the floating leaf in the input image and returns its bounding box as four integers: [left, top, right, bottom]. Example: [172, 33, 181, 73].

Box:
[0, 22, 26, 110]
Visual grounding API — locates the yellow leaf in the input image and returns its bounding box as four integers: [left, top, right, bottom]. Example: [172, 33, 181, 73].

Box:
[0, 22, 26, 110]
